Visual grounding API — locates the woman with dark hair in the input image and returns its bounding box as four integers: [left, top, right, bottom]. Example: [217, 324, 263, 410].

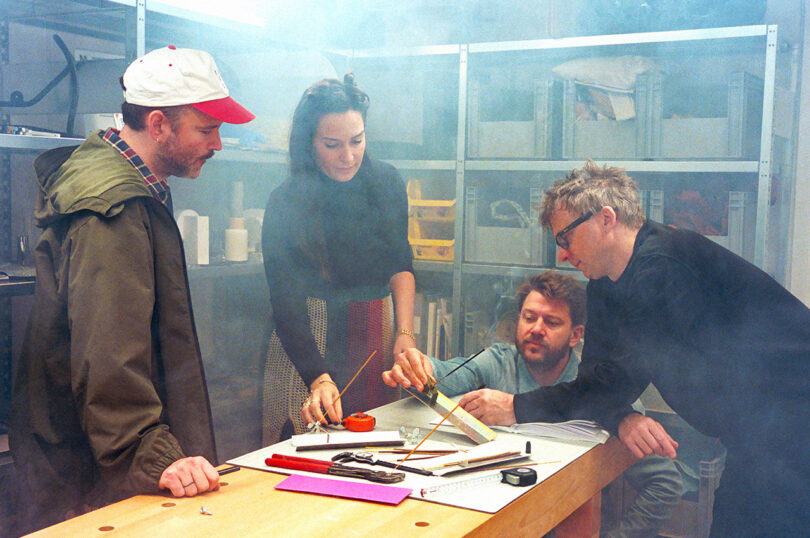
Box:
[261, 74, 415, 443]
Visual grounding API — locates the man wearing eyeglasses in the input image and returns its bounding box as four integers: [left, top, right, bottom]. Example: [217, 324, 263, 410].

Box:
[383, 270, 683, 537]
[507, 160, 810, 537]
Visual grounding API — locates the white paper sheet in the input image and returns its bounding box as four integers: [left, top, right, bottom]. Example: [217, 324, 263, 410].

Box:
[229, 426, 598, 513]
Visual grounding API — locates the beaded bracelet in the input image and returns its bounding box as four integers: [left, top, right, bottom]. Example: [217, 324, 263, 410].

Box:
[399, 327, 416, 340]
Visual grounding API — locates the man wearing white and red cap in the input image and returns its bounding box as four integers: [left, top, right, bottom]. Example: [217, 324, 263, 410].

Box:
[10, 47, 254, 533]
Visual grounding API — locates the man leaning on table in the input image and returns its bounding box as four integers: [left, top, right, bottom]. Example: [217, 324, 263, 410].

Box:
[10, 46, 254, 532]
[383, 271, 682, 538]
[389, 160, 810, 537]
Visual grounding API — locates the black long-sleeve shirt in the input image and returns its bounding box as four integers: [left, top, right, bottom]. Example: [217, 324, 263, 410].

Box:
[513, 219, 810, 455]
[261, 157, 413, 385]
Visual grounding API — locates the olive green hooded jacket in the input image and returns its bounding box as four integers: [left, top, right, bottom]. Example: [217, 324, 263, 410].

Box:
[10, 131, 216, 530]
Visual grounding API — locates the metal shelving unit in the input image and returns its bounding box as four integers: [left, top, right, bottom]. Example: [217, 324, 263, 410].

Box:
[343, 24, 783, 355]
[0, 1, 291, 483]
[0, 280, 35, 298]
[0, 133, 84, 151]
[0, 4, 787, 358]
[383, 159, 456, 170]
[465, 160, 761, 173]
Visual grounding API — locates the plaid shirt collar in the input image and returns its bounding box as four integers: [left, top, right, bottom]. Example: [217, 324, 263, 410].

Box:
[101, 128, 172, 209]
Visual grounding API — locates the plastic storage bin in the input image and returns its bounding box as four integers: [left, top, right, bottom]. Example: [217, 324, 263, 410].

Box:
[642, 71, 763, 159]
[464, 185, 552, 266]
[408, 180, 456, 262]
[463, 310, 491, 356]
[662, 188, 756, 260]
[409, 219, 455, 261]
[409, 237, 455, 261]
[705, 191, 757, 260]
[467, 80, 562, 159]
[639, 189, 665, 222]
[561, 78, 646, 159]
[408, 198, 456, 220]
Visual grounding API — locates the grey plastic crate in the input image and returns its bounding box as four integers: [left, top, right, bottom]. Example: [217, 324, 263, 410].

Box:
[561, 79, 645, 159]
[643, 71, 763, 159]
[463, 310, 491, 356]
[464, 186, 552, 266]
[706, 191, 757, 259]
[467, 80, 562, 159]
[655, 189, 755, 260]
[639, 189, 664, 222]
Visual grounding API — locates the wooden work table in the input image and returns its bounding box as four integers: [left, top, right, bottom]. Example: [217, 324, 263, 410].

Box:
[27, 402, 636, 537]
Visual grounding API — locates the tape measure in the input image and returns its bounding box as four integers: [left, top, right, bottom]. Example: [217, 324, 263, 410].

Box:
[500, 467, 537, 487]
[420, 466, 537, 497]
[343, 412, 375, 432]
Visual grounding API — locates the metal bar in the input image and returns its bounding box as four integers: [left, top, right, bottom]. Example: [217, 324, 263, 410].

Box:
[754, 25, 778, 269]
[0, 14, 10, 419]
[0, 134, 84, 151]
[413, 260, 453, 274]
[468, 25, 769, 53]
[328, 44, 460, 58]
[451, 45, 467, 356]
[136, 0, 145, 57]
[464, 160, 760, 173]
[382, 159, 456, 171]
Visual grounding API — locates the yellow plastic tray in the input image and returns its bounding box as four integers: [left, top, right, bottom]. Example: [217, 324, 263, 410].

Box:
[409, 237, 454, 261]
[408, 198, 456, 220]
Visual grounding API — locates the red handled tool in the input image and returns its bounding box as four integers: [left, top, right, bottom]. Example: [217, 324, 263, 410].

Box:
[343, 412, 375, 432]
[265, 453, 404, 484]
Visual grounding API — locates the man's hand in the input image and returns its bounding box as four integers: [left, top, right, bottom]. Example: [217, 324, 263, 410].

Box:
[159, 456, 220, 498]
[382, 348, 434, 392]
[618, 413, 679, 459]
[458, 389, 516, 426]
[301, 373, 343, 425]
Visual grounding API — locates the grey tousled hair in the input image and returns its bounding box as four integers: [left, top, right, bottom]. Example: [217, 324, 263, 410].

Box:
[539, 160, 645, 229]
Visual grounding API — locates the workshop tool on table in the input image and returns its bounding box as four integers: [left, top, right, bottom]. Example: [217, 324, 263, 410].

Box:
[398, 347, 495, 445]
[388, 348, 494, 475]
[439, 451, 531, 477]
[265, 453, 405, 484]
[423, 449, 524, 471]
[419, 467, 538, 498]
[404, 383, 496, 444]
[432, 348, 485, 387]
[343, 412, 375, 432]
[319, 350, 377, 425]
[366, 448, 458, 455]
[218, 465, 240, 476]
[292, 430, 405, 451]
[393, 400, 463, 471]
[331, 451, 435, 476]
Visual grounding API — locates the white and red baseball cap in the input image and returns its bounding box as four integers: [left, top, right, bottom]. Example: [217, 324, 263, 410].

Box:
[122, 45, 254, 124]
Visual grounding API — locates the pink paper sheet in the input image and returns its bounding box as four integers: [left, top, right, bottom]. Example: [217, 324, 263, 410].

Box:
[274, 474, 412, 505]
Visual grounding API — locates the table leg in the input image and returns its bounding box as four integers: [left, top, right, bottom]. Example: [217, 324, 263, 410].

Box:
[554, 491, 601, 538]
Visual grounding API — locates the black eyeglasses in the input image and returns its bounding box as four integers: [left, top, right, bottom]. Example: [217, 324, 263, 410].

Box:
[555, 210, 594, 250]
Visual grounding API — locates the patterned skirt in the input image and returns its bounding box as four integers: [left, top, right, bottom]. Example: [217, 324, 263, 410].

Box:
[262, 286, 398, 445]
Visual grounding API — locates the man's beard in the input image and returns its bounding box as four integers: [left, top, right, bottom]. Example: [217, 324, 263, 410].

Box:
[155, 136, 213, 179]
[516, 337, 569, 372]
